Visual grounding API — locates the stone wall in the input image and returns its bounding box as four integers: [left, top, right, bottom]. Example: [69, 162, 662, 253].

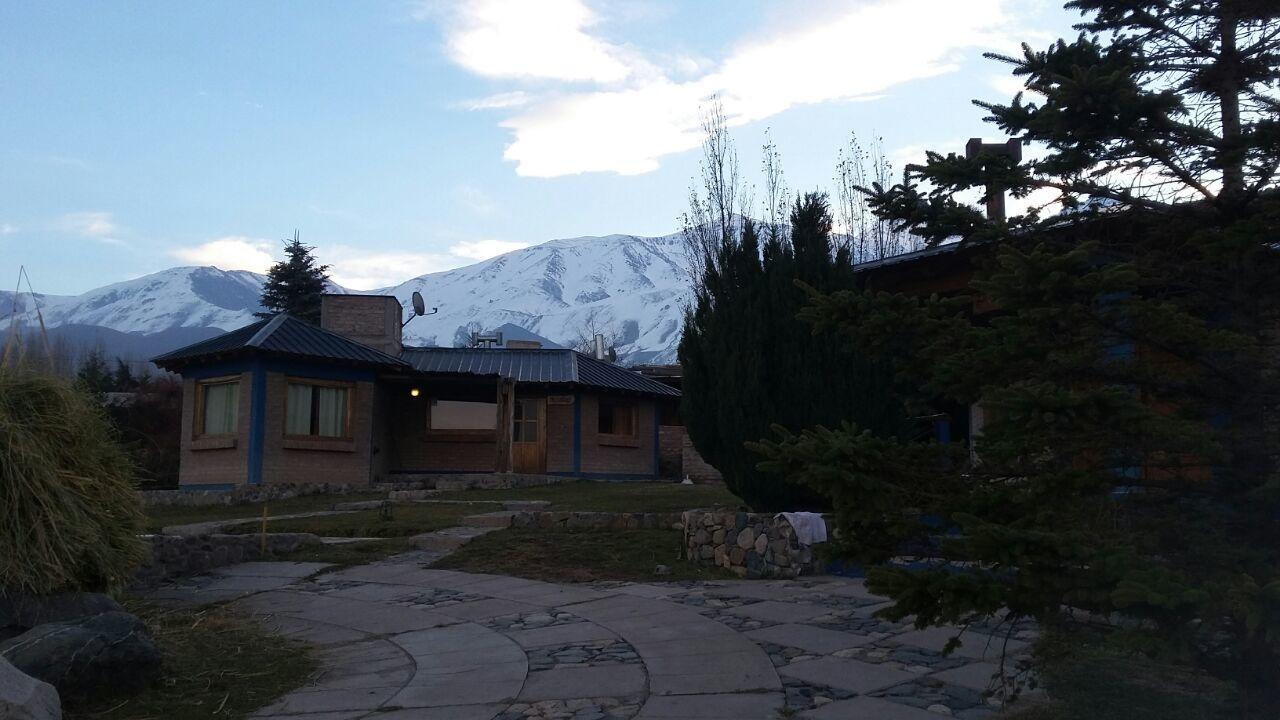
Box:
[509, 511, 683, 530]
[133, 533, 321, 587]
[139, 482, 369, 508]
[683, 510, 823, 578]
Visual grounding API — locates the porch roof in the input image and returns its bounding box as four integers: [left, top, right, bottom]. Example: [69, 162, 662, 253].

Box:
[400, 347, 680, 398]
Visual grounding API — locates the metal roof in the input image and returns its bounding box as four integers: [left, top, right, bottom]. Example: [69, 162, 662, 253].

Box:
[401, 347, 680, 397]
[152, 314, 410, 371]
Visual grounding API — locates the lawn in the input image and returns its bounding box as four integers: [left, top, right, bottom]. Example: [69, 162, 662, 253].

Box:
[221, 502, 477, 538]
[433, 480, 743, 513]
[64, 600, 316, 720]
[431, 527, 736, 582]
[144, 491, 387, 533]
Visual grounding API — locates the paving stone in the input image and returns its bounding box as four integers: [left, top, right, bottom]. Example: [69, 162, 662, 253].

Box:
[372, 705, 509, 720]
[254, 686, 397, 715]
[504, 622, 619, 649]
[726, 601, 827, 624]
[210, 561, 332, 578]
[437, 598, 543, 621]
[647, 668, 779, 696]
[390, 670, 524, 708]
[636, 692, 784, 719]
[745, 623, 874, 654]
[779, 656, 915, 694]
[930, 661, 1003, 691]
[800, 696, 944, 719]
[893, 627, 1028, 661]
[519, 665, 647, 701]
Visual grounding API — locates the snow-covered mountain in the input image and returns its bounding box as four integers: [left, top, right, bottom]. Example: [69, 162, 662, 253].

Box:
[1, 232, 694, 365]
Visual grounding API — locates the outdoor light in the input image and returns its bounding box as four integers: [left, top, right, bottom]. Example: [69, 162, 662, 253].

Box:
[409, 388, 420, 397]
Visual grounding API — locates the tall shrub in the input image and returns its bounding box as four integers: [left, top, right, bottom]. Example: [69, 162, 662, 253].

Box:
[0, 370, 146, 594]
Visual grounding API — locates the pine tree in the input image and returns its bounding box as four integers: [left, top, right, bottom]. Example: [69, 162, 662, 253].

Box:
[75, 347, 112, 397]
[755, 0, 1280, 712]
[258, 232, 330, 324]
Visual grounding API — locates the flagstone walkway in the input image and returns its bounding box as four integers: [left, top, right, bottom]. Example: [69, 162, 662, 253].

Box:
[145, 553, 1035, 720]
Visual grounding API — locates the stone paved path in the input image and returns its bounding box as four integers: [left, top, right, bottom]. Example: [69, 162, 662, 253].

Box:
[144, 554, 1035, 720]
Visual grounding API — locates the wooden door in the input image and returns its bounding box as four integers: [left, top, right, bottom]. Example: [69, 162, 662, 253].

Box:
[511, 398, 545, 473]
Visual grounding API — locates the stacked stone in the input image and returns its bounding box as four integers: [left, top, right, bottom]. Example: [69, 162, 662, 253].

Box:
[682, 510, 823, 578]
[139, 482, 366, 508]
[133, 532, 320, 586]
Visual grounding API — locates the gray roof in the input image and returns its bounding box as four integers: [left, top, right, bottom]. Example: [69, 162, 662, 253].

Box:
[152, 314, 409, 371]
[401, 347, 679, 397]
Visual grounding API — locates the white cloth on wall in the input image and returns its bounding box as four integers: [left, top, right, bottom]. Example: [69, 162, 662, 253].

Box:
[778, 512, 828, 546]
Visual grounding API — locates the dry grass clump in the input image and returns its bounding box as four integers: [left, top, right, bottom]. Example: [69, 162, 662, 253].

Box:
[0, 369, 146, 594]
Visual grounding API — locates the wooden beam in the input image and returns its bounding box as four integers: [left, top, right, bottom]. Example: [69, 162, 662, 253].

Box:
[495, 378, 515, 473]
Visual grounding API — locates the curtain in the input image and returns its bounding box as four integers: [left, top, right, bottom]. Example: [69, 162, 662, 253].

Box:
[316, 386, 348, 437]
[286, 383, 313, 435]
[202, 382, 239, 434]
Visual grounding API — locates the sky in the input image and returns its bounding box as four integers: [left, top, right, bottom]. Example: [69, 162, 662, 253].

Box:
[0, 0, 1081, 295]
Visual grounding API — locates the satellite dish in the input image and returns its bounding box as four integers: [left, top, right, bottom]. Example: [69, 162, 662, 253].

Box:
[411, 291, 426, 317]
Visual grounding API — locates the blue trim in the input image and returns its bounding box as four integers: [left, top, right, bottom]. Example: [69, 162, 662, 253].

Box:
[184, 359, 256, 379]
[652, 401, 660, 478]
[180, 357, 376, 382]
[247, 360, 267, 485]
[572, 391, 582, 475]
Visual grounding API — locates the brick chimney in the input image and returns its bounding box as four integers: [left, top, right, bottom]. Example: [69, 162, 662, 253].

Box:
[320, 294, 403, 356]
[965, 138, 1022, 221]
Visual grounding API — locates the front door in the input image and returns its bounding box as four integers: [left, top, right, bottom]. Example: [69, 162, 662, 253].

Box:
[511, 398, 546, 473]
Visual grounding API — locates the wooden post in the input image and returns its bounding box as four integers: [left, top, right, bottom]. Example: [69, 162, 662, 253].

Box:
[495, 378, 515, 473]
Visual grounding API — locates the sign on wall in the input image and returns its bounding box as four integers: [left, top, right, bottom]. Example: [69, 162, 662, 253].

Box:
[547, 395, 574, 405]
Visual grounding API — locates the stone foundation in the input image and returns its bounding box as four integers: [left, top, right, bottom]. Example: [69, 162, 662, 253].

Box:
[509, 511, 683, 531]
[381, 473, 578, 493]
[682, 510, 823, 578]
[132, 532, 322, 587]
[139, 482, 370, 508]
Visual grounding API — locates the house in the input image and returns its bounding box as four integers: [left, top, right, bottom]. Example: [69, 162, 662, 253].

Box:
[151, 295, 679, 490]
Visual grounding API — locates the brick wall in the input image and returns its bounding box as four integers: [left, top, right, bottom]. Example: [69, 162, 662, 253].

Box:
[178, 373, 252, 487]
[578, 394, 657, 477]
[682, 434, 723, 483]
[258, 372, 375, 485]
[545, 394, 574, 473]
[383, 387, 498, 473]
[320, 294, 402, 356]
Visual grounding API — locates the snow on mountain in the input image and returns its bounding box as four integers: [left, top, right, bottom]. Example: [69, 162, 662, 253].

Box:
[1, 232, 695, 365]
[382, 232, 692, 364]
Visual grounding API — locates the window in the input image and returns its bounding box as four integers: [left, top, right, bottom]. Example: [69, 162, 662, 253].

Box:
[430, 400, 496, 431]
[513, 399, 539, 442]
[598, 398, 636, 437]
[285, 380, 352, 438]
[196, 379, 239, 436]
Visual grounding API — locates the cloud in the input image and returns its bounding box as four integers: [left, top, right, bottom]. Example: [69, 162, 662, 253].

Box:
[0, 223, 17, 236]
[433, 0, 1018, 177]
[171, 237, 276, 273]
[455, 183, 499, 215]
[438, 0, 634, 83]
[448, 239, 530, 260]
[455, 91, 533, 111]
[57, 211, 127, 246]
[322, 246, 454, 290]
[988, 73, 1028, 99]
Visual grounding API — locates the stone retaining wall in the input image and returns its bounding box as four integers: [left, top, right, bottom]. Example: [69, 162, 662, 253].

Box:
[380, 473, 577, 492]
[139, 482, 370, 508]
[132, 533, 322, 587]
[509, 511, 683, 531]
[682, 510, 823, 578]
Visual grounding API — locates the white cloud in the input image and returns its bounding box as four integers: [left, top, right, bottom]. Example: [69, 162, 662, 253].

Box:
[171, 237, 276, 273]
[57, 211, 127, 246]
[322, 246, 454, 290]
[439, 0, 634, 83]
[433, 0, 1019, 177]
[455, 183, 499, 215]
[0, 223, 17, 235]
[456, 91, 533, 111]
[448, 239, 530, 260]
[988, 73, 1028, 99]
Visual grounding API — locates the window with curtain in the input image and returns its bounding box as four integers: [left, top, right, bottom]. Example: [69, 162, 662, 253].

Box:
[598, 398, 636, 437]
[198, 380, 239, 435]
[430, 400, 497, 430]
[285, 380, 352, 438]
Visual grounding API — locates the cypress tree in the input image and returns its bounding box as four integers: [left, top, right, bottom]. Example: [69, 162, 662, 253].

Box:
[755, 0, 1280, 710]
[258, 232, 330, 324]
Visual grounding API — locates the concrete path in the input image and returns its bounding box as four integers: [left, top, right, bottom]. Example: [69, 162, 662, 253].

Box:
[143, 553, 1035, 720]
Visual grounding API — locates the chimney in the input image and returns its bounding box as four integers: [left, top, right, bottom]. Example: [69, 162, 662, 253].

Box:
[965, 138, 1022, 221]
[320, 294, 403, 356]
[506, 340, 542, 350]
[593, 333, 605, 360]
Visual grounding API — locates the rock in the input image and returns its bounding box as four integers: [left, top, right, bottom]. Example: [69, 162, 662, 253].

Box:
[711, 529, 725, 545]
[753, 533, 768, 555]
[653, 564, 671, 576]
[813, 696, 832, 707]
[0, 593, 122, 635]
[0, 611, 161, 697]
[927, 704, 953, 715]
[0, 656, 60, 720]
[736, 528, 755, 550]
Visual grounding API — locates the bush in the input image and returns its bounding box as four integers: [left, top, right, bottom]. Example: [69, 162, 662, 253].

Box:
[0, 370, 146, 594]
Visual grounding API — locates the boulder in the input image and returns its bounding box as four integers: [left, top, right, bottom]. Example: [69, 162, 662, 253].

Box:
[0, 656, 60, 720]
[0, 592, 123, 636]
[0, 611, 160, 697]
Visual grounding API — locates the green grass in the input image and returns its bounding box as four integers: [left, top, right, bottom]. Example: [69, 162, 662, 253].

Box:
[998, 629, 1239, 720]
[431, 527, 737, 582]
[222, 502, 476, 538]
[433, 480, 743, 513]
[64, 600, 316, 720]
[143, 491, 387, 533]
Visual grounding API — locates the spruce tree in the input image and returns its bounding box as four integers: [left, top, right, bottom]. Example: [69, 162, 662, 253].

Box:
[258, 232, 330, 324]
[755, 0, 1280, 711]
